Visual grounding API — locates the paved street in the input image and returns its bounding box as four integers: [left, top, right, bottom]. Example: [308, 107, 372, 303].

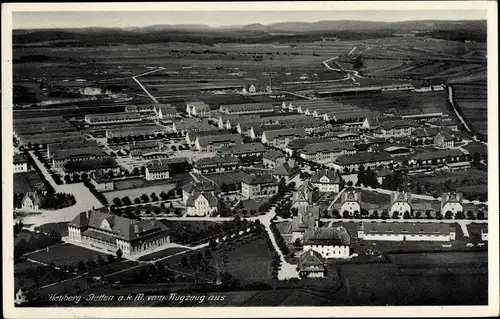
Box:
[22, 151, 104, 229]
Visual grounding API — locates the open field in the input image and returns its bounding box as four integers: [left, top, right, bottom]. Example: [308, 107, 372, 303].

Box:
[26, 243, 111, 267]
[103, 183, 176, 201]
[208, 238, 275, 284]
[335, 262, 487, 305]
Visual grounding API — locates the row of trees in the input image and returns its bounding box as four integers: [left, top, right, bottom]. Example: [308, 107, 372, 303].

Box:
[269, 220, 290, 256]
[107, 132, 183, 144]
[111, 189, 180, 208]
[39, 193, 76, 210]
[83, 180, 109, 206]
[327, 209, 485, 220]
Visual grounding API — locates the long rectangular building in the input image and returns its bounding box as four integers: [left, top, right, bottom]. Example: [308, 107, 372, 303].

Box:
[357, 222, 456, 242]
[220, 103, 275, 115]
[84, 112, 153, 125]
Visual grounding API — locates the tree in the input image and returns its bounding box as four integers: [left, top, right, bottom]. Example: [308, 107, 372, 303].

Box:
[116, 248, 123, 260]
[293, 238, 302, 247]
[353, 210, 361, 219]
[112, 197, 123, 207]
[86, 258, 97, 269]
[477, 211, 485, 220]
[435, 211, 443, 220]
[403, 211, 410, 219]
[371, 211, 379, 219]
[342, 210, 351, 219]
[381, 210, 390, 220]
[134, 197, 141, 204]
[221, 184, 229, 193]
[122, 196, 132, 206]
[150, 192, 159, 202]
[72, 173, 80, 182]
[77, 261, 87, 271]
[445, 211, 453, 219]
[159, 191, 168, 200]
[392, 211, 400, 219]
[347, 180, 353, 187]
[457, 211, 467, 220]
[140, 194, 150, 203]
[415, 211, 422, 219]
[97, 255, 106, 265]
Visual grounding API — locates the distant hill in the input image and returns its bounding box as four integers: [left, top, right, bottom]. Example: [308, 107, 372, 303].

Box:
[13, 19, 487, 46]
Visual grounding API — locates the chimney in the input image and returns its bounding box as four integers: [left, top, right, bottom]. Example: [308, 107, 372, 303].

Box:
[86, 210, 92, 219]
[134, 224, 140, 233]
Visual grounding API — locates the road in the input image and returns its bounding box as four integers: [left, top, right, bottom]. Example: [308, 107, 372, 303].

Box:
[447, 88, 472, 133]
[131, 67, 164, 104]
[22, 152, 104, 229]
[327, 188, 347, 211]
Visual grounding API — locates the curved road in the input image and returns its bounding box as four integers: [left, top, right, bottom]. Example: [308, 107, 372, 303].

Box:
[21, 151, 104, 229]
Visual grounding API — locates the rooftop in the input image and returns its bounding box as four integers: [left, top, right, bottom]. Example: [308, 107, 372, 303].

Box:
[361, 222, 452, 236]
[304, 226, 350, 246]
[334, 151, 393, 165]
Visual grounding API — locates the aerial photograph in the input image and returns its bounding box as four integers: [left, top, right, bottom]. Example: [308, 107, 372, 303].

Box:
[7, 5, 492, 311]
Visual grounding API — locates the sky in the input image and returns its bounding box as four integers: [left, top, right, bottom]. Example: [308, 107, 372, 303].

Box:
[12, 10, 487, 30]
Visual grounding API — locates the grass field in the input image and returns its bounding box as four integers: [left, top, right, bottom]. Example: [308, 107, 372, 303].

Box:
[27, 243, 111, 267]
[209, 238, 275, 284]
[104, 183, 176, 201]
[335, 262, 487, 305]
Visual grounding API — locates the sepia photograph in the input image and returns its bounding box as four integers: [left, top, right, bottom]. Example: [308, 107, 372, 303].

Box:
[2, 1, 498, 318]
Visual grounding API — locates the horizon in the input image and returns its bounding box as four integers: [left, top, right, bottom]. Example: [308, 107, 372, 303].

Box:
[12, 10, 486, 30]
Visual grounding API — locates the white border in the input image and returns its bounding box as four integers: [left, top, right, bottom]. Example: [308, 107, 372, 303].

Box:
[2, 2, 498, 318]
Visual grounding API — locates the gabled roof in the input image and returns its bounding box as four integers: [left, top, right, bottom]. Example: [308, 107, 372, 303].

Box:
[196, 134, 243, 147]
[241, 173, 277, 185]
[69, 208, 168, 241]
[13, 154, 28, 164]
[412, 127, 441, 138]
[146, 159, 171, 173]
[334, 151, 393, 165]
[262, 128, 306, 141]
[194, 155, 241, 168]
[342, 188, 361, 203]
[263, 150, 286, 161]
[412, 149, 464, 161]
[302, 141, 355, 155]
[361, 222, 451, 236]
[382, 119, 418, 130]
[310, 169, 341, 184]
[273, 160, 299, 176]
[182, 180, 217, 193]
[304, 226, 350, 246]
[298, 249, 325, 270]
[391, 191, 412, 205]
[185, 192, 218, 207]
[436, 131, 454, 141]
[53, 147, 105, 160]
[217, 142, 267, 155]
[442, 192, 463, 204]
[364, 117, 381, 127]
[23, 192, 43, 206]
